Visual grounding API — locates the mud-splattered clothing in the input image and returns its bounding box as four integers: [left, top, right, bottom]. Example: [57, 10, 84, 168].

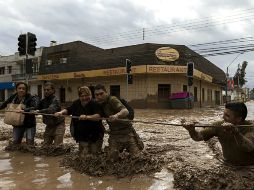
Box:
[66, 99, 104, 143]
[102, 96, 133, 135]
[102, 96, 143, 157]
[0, 93, 38, 128]
[38, 94, 65, 146]
[37, 94, 64, 126]
[0, 93, 38, 144]
[198, 120, 254, 166]
[66, 99, 104, 156]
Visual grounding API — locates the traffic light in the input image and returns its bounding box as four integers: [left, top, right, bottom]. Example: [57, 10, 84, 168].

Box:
[25, 59, 33, 74]
[18, 34, 26, 56]
[187, 62, 194, 77]
[126, 59, 132, 73]
[127, 74, 133, 84]
[188, 77, 193, 86]
[27, 32, 37, 56]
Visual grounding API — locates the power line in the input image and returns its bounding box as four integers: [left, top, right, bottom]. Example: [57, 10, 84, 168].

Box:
[84, 8, 254, 45]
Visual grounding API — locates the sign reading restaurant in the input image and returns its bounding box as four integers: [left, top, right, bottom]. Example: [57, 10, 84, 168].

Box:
[155, 47, 179, 62]
[37, 65, 212, 83]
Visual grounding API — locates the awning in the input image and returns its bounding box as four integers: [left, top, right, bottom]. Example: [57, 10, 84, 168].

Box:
[0, 82, 15, 90]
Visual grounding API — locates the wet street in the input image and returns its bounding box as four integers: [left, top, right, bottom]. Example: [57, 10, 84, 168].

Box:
[0, 101, 254, 190]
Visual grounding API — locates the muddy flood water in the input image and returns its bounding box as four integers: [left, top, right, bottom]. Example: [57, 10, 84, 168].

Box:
[1, 101, 254, 190]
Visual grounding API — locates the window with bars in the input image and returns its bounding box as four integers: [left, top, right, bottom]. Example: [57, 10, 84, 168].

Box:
[8, 66, 12, 74]
[0, 67, 5, 75]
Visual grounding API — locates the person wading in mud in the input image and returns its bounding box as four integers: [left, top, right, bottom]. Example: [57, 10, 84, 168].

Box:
[35, 82, 65, 147]
[0, 82, 38, 145]
[55, 86, 104, 158]
[183, 102, 254, 166]
[94, 84, 143, 161]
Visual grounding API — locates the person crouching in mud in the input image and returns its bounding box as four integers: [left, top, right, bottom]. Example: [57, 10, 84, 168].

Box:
[94, 84, 143, 161]
[55, 86, 104, 158]
[183, 102, 254, 166]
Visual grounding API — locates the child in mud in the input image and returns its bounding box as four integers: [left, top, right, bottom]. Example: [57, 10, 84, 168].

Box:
[183, 102, 254, 166]
[94, 84, 143, 161]
[55, 86, 104, 158]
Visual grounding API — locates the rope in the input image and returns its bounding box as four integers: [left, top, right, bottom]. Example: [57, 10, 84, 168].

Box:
[1, 110, 253, 128]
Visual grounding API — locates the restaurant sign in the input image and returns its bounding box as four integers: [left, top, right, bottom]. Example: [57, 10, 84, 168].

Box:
[155, 47, 179, 62]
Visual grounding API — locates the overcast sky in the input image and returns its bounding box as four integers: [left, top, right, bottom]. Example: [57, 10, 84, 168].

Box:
[1, 0, 254, 88]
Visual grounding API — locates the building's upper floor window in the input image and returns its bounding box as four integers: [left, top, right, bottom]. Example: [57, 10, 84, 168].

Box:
[60, 58, 67, 64]
[46, 60, 52, 66]
[47, 50, 69, 65]
[8, 66, 12, 74]
[0, 67, 5, 75]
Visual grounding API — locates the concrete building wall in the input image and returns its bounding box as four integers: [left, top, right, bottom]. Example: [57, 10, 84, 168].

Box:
[43, 72, 222, 109]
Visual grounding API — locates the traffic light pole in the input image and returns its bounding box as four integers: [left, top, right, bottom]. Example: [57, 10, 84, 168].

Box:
[126, 59, 128, 101]
[187, 61, 194, 109]
[188, 84, 191, 109]
[25, 54, 29, 85]
[25, 34, 29, 85]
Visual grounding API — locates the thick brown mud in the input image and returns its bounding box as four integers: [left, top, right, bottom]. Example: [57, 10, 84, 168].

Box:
[61, 150, 165, 178]
[1, 101, 254, 189]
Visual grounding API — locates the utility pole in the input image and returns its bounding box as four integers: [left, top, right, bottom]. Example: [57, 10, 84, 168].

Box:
[238, 63, 241, 101]
[143, 28, 145, 40]
[225, 52, 243, 103]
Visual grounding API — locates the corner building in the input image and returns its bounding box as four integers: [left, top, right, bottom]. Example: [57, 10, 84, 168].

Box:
[36, 41, 226, 108]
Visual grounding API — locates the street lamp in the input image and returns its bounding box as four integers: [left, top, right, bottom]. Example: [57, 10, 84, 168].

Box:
[225, 52, 244, 103]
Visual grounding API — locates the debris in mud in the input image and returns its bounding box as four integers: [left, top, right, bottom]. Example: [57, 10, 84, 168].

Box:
[0, 130, 12, 141]
[60, 149, 165, 178]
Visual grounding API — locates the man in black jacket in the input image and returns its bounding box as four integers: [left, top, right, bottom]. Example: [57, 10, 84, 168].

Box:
[36, 82, 65, 146]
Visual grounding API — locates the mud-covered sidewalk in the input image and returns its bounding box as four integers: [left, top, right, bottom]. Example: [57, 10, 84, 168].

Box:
[1, 102, 254, 190]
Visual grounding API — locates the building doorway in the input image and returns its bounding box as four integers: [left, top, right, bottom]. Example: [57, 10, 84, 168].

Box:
[60, 87, 66, 103]
[215, 91, 220, 105]
[37, 85, 42, 99]
[194, 86, 198, 102]
[0, 90, 5, 101]
[110, 85, 120, 98]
